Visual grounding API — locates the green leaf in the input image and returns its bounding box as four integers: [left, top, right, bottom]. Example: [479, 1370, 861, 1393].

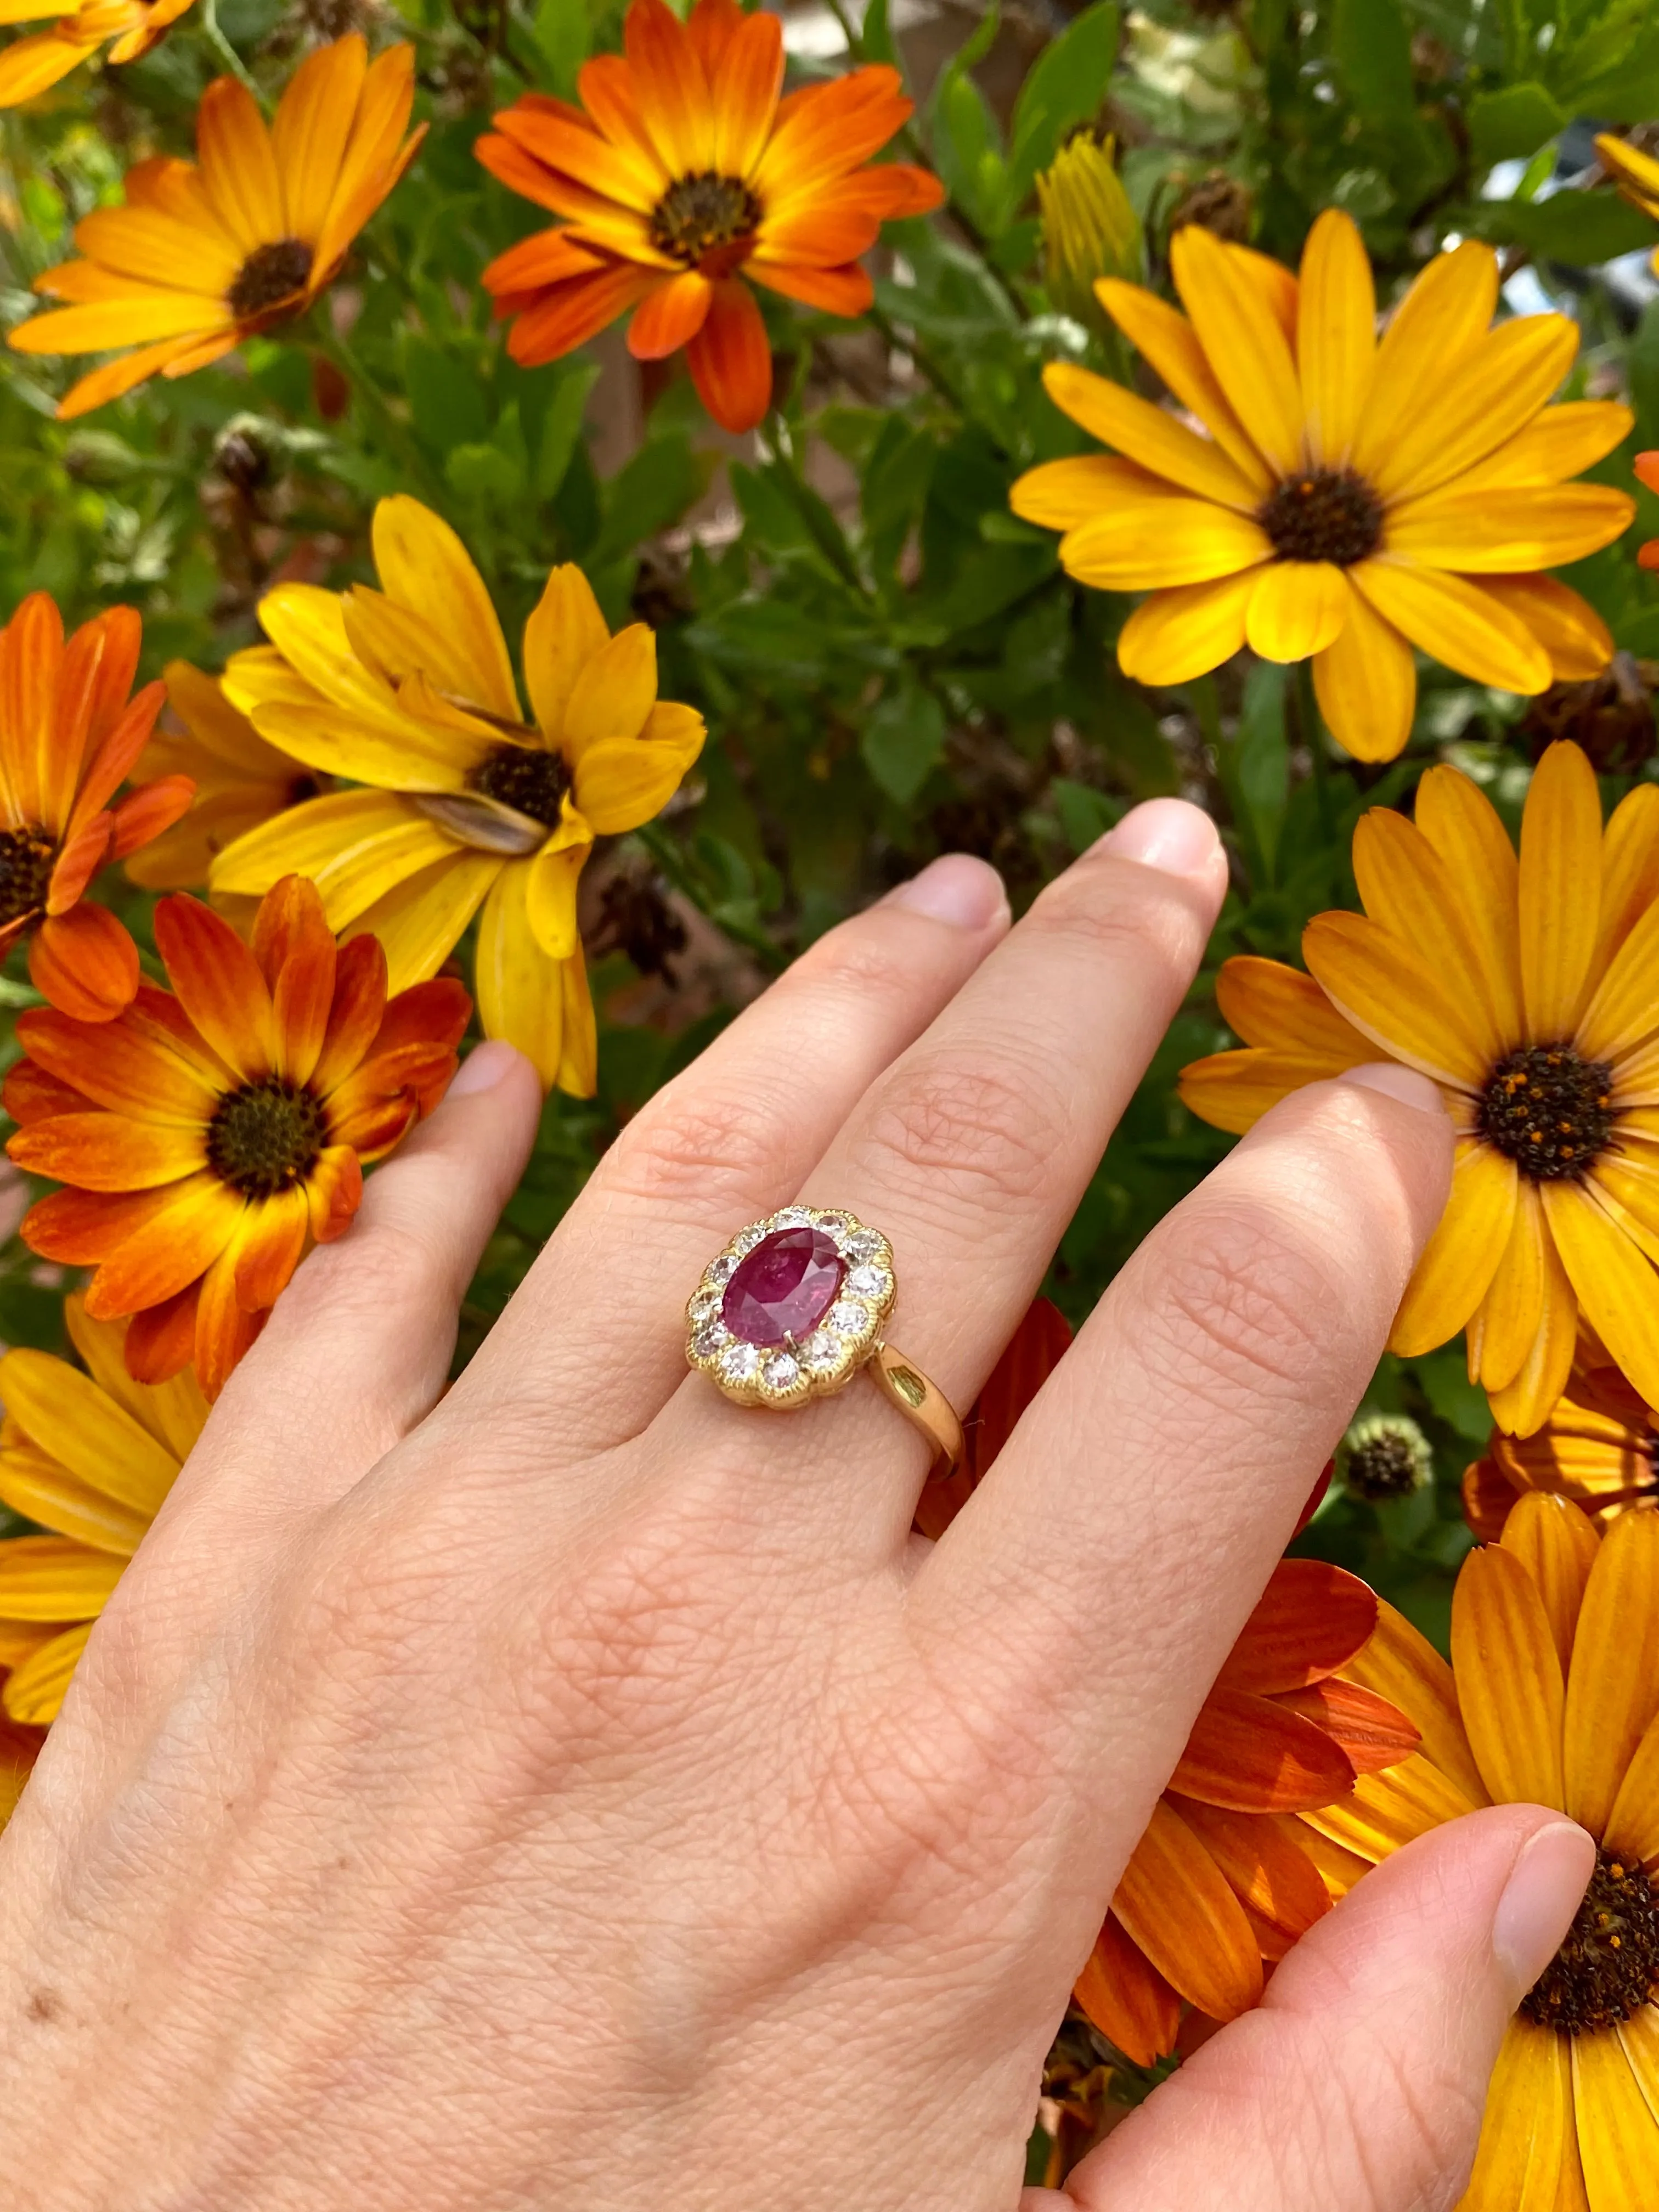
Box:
[1630, 298, 1659, 447]
[589, 431, 707, 566]
[532, 0, 590, 97]
[535, 362, 600, 501]
[861, 685, 947, 804]
[1479, 189, 1659, 265]
[857, 0, 896, 66]
[402, 336, 489, 451]
[1232, 662, 1289, 884]
[1006, 2, 1121, 207]
[445, 442, 522, 500]
[1467, 82, 1565, 170]
[1330, 0, 1418, 138]
[1050, 776, 1122, 854]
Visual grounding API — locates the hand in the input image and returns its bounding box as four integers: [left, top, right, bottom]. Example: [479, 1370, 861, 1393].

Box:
[0, 801, 1592, 2211]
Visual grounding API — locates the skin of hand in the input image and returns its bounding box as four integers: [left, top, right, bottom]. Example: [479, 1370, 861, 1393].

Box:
[0, 800, 1593, 2212]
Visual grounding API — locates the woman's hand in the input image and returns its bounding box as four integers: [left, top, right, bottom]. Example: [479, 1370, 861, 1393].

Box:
[0, 801, 1592, 2211]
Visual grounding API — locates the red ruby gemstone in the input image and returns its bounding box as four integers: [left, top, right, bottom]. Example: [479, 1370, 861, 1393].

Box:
[722, 1227, 845, 1347]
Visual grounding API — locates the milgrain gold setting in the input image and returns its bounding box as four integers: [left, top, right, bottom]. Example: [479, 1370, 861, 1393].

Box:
[685, 1205, 962, 1474]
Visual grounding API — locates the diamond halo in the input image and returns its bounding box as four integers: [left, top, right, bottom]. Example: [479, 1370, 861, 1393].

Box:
[686, 1205, 898, 1408]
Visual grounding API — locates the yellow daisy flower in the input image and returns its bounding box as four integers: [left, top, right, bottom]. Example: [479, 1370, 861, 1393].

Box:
[0, 0, 193, 110]
[1598, 134, 1659, 275]
[1011, 210, 1634, 763]
[1302, 1494, 1659, 2212]
[123, 659, 329, 893]
[7, 37, 423, 420]
[211, 495, 706, 1095]
[1180, 742, 1659, 1436]
[0, 1295, 206, 1729]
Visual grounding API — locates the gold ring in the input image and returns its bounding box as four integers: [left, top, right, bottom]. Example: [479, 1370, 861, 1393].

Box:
[685, 1206, 962, 1477]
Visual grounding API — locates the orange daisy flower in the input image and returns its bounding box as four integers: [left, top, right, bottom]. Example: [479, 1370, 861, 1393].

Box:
[0, 0, 193, 110]
[8, 38, 423, 420]
[1464, 1344, 1659, 1541]
[5, 876, 469, 1398]
[0, 592, 192, 1022]
[1638, 451, 1659, 571]
[917, 1299, 1415, 2066]
[1301, 1496, 1659, 2212]
[476, 0, 942, 433]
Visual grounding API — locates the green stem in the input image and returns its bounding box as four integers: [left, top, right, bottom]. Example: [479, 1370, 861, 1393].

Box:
[1296, 658, 1332, 843]
[198, 0, 263, 100]
[310, 318, 447, 510]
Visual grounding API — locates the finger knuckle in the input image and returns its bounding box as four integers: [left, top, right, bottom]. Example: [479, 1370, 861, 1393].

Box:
[292, 1217, 450, 1327]
[851, 1056, 1062, 1211]
[1147, 1201, 1347, 1406]
[789, 921, 933, 1012]
[597, 1089, 786, 1215]
[1029, 863, 1199, 973]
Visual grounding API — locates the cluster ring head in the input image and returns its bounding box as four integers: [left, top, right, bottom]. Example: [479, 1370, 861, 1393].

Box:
[686, 1205, 897, 1410]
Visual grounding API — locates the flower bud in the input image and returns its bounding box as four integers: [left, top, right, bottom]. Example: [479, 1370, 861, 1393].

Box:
[1037, 129, 1143, 332]
[1335, 1412, 1434, 1504]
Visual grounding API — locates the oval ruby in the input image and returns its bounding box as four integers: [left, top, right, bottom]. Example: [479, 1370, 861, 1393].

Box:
[722, 1226, 845, 1347]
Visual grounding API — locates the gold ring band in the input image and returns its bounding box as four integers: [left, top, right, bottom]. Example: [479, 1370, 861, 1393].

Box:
[686, 1205, 962, 1477]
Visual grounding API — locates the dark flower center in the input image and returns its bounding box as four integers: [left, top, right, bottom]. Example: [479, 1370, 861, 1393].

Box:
[1479, 1043, 1615, 1181]
[228, 239, 315, 323]
[0, 826, 57, 930]
[1522, 1848, 1659, 2036]
[648, 173, 762, 267]
[467, 742, 571, 830]
[207, 1077, 326, 1199]
[1257, 468, 1385, 566]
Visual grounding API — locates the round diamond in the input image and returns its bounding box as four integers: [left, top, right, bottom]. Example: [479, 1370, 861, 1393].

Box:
[731, 1223, 767, 1255]
[691, 1319, 728, 1358]
[770, 1205, 812, 1228]
[847, 1263, 891, 1300]
[827, 1298, 870, 1336]
[706, 1252, 738, 1286]
[815, 1212, 849, 1233]
[803, 1332, 844, 1372]
[761, 1352, 801, 1391]
[719, 1341, 760, 1384]
[690, 1288, 722, 1320]
[842, 1228, 884, 1263]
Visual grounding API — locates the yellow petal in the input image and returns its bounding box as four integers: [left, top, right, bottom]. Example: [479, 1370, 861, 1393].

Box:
[1460, 2021, 1576, 2212]
[1351, 558, 1552, 695]
[63, 1295, 206, 1466]
[0, 1347, 178, 1517]
[271, 32, 366, 245]
[163, 659, 292, 776]
[1010, 454, 1170, 533]
[1543, 1181, 1659, 1422]
[0, 1442, 148, 1555]
[1501, 1493, 1602, 1678]
[1452, 399, 1634, 491]
[71, 204, 239, 296]
[369, 497, 520, 722]
[1579, 888, 1659, 1066]
[1112, 1797, 1262, 2021]
[1216, 955, 1373, 1057]
[1296, 208, 1375, 467]
[1094, 278, 1272, 489]
[1115, 570, 1263, 685]
[1477, 1191, 1578, 1435]
[1618, 2005, 1659, 2143]
[562, 623, 658, 758]
[9, 290, 229, 353]
[1311, 585, 1415, 763]
[1350, 240, 1499, 485]
[1451, 1539, 1567, 1809]
[1, 1620, 91, 1727]
[1596, 785, 1659, 977]
[1244, 560, 1349, 662]
[523, 563, 611, 745]
[211, 790, 465, 930]
[251, 584, 477, 771]
[522, 839, 586, 960]
[0, 1534, 123, 1620]
[1561, 1498, 1659, 1835]
[1367, 312, 1579, 504]
[572, 728, 701, 836]
[1040, 361, 1262, 510]
[1385, 483, 1635, 572]
[1351, 807, 1505, 1065]
[1170, 222, 1304, 477]
[1344, 1596, 1487, 1806]
[1389, 1139, 1517, 1357]
[1300, 1751, 1477, 1860]
[1060, 497, 1273, 590]
[1413, 763, 1524, 1043]
[1302, 909, 1488, 1087]
[342, 846, 501, 996]
[1606, 1707, 1659, 1864]
[1575, 2028, 1659, 2209]
[555, 940, 596, 1098]
[195, 76, 284, 252]
[473, 859, 571, 1093]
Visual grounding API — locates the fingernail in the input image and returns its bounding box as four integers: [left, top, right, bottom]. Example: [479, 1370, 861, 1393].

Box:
[1493, 1821, 1596, 2000]
[449, 1040, 523, 1098]
[1094, 798, 1220, 878]
[1341, 1061, 1446, 1116]
[884, 854, 1008, 929]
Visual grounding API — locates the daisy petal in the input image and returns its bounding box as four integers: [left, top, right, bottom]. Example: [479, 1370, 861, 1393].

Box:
[1060, 498, 1272, 590]
[0, 1622, 91, 1728]
[0, 1347, 176, 1516]
[1169, 1683, 1357, 1813]
[152, 893, 276, 1081]
[1575, 2027, 1659, 2209]
[1300, 1752, 1480, 1859]
[1116, 570, 1263, 685]
[624, 0, 714, 177]
[1349, 241, 1499, 484]
[1453, 399, 1633, 491]
[343, 849, 501, 997]
[1217, 1558, 1378, 1692]
[1385, 483, 1634, 572]
[473, 859, 569, 1093]
[1172, 1798, 1330, 1951]
[1414, 761, 1525, 1040]
[1597, 785, 1659, 975]
[1170, 222, 1303, 477]
[1390, 1140, 1517, 1357]
[1500, 1493, 1600, 1677]
[1606, 1707, 1659, 1864]
[1040, 362, 1262, 510]
[194, 77, 283, 253]
[523, 563, 611, 745]
[1351, 808, 1505, 1064]
[628, 270, 711, 359]
[1311, 587, 1416, 764]
[1543, 1181, 1659, 1418]
[1074, 1914, 1181, 2070]
[685, 277, 771, 434]
[1351, 558, 1551, 694]
[0, 1536, 123, 1621]
[1345, 1598, 1487, 1805]
[564, 622, 657, 755]
[1560, 1498, 1659, 1835]
[233, 1188, 311, 1313]
[83, 1173, 245, 1317]
[1368, 312, 1579, 505]
[1113, 1797, 1263, 2021]
[1460, 2021, 1576, 2212]
[27, 905, 139, 1023]
[1011, 455, 1169, 533]
[369, 497, 520, 723]
[712, 3, 783, 178]
[1302, 910, 1488, 1087]
[1177, 1045, 1365, 1135]
[1296, 207, 1375, 467]
[569, 55, 673, 205]
[1215, 957, 1372, 1057]
[1094, 280, 1271, 489]
[1578, 889, 1659, 1065]
[1451, 1540, 1566, 1808]
[271, 32, 367, 246]
[1477, 1188, 1578, 1435]
[1245, 561, 1350, 662]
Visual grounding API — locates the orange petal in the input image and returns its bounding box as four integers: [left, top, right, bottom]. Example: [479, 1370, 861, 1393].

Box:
[232, 1187, 310, 1312]
[1073, 1912, 1181, 2069]
[1350, 805, 1505, 1066]
[253, 877, 337, 1088]
[506, 263, 658, 366]
[121, 1282, 200, 1385]
[311, 932, 391, 1098]
[627, 270, 712, 359]
[1451, 1542, 1567, 1808]
[1498, 1492, 1601, 1677]
[743, 257, 872, 317]
[1113, 1798, 1263, 2020]
[84, 1171, 243, 1315]
[106, 773, 196, 864]
[28, 905, 139, 1022]
[8, 1108, 205, 1192]
[685, 277, 771, 433]
[153, 891, 277, 1081]
[1275, 1676, 1420, 1778]
[1216, 1558, 1378, 1693]
[306, 1142, 362, 1243]
[1562, 1503, 1659, 1836]
[15, 1005, 216, 1124]
[19, 1182, 180, 1267]
[623, 0, 714, 177]
[1343, 1597, 1488, 1808]
[710, 1, 782, 178]
[1169, 1683, 1356, 1813]
[192, 1241, 264, 1400]
[1171, 1798, 1332, 1952]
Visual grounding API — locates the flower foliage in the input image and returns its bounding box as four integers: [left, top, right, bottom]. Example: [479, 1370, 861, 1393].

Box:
[3, 0, 1659, 2177]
